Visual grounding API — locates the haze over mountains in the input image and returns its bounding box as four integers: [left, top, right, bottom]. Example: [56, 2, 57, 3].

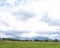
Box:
[0, 0, 60, 40]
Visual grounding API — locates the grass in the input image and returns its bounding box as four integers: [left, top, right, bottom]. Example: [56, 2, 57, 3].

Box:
[0, 41, 60, 48]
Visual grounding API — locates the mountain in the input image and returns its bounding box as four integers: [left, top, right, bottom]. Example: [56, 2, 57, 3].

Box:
[32, 36, 50, 40]
[19, 36, 51, 40]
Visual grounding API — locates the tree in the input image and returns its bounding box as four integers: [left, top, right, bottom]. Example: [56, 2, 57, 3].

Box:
[25, 39, 29, 41]
[45, 39, 48, 42]
[34, 39, 39, 41]
[54, 39, 58, 42]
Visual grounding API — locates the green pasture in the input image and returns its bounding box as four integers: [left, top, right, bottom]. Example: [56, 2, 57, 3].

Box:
[0, 41, 60, 48]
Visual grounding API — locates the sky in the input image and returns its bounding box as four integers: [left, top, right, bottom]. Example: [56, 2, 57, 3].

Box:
[0, 0, 60, 40]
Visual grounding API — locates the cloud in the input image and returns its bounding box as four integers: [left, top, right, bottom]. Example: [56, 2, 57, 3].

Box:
[0, 0, 23, 8]
[0, 0, 35, 8]
[48, 0, 60, 28]
[13, 10, 35, 21]
[37, 30, 60, 35]
[36, 29, 60, 40]
[49, 34, 60, 40]
[41, 13, 60, 26]
[0, 0, 60, 40]
[48, 0, 60, 19]
[0, 30, 30, 38]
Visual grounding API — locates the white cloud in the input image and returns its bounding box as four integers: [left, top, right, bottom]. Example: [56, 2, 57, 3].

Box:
[0, 0, 60, 39]
[48, 0, 60, 19]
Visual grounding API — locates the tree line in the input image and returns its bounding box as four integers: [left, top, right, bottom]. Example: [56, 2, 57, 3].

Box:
[0, 38, 59, 42]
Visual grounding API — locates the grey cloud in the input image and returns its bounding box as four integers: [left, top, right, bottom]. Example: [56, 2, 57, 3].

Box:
[0, 30, 60, 40]
[36, 30, 60, 40]
[0, 30, 30, 38]
[37, 31, 60, 35]
[37, 29, 60, 35]
[13, 10, 35, 21]
[41, 13, 60, 26]
[0, 21, 9, 26]
[0, 18, 10, 26]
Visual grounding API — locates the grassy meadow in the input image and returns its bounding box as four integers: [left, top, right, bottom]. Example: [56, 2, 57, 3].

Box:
[0, 41, 60, 48]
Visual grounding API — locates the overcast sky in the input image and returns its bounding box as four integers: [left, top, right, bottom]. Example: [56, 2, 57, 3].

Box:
[0, 0, 60, 40]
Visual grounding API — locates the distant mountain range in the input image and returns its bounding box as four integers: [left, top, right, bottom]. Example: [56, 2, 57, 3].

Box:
[18, 36, 51, 40]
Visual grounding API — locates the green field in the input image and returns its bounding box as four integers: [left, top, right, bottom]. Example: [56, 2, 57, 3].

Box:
[0, 41, 60, 48]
